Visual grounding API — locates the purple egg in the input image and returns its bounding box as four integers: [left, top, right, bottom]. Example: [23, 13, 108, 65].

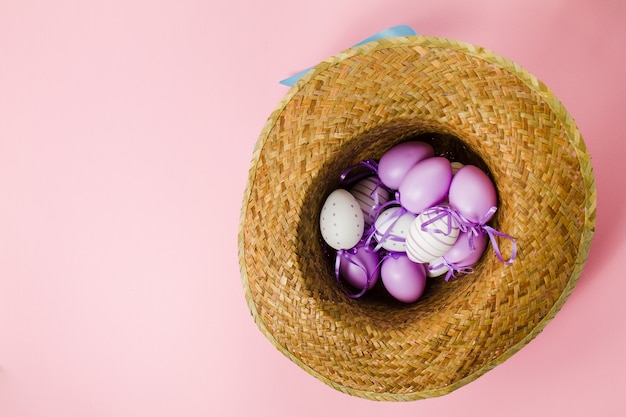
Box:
[381, 254, 427, 303]
[442, 231, 488, 266]
[398, 157, 452, 214]
[448, 165, 497, 223]
[378, 141, 434, 189]
[339, 246, 381, 290]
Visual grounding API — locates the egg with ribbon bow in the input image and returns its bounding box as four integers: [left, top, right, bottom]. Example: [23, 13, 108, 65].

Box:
[373, 206, 416, 252]
[406, 206, 461, 264]
[337, 243, 381, 291]
[448, 165, 498, 224]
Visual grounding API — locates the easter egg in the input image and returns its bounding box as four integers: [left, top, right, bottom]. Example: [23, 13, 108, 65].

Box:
[381, 254, 427, 303]
[378, 141, 434, 189]
[398, 157, 453, 214]
[350, 176, 391, 226]
[339, 245, 381, 290]
[449, 165, 497, 223]
[427, 231, 489, 277]
[320, 189, 364, 250]
[406, 207, 460, 263]
[373, 206, 417, 252]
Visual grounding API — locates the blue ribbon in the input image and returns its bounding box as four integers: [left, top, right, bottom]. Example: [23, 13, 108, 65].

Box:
[279, 25, 417, 86]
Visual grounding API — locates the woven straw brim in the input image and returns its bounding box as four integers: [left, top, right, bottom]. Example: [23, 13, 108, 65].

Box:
[238, 36, 596, 401]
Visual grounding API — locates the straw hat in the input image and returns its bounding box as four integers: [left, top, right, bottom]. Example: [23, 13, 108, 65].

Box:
[238, 36, 596, 401]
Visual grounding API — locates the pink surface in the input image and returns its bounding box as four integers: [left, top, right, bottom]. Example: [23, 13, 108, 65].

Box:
[1, 0, 625, 416]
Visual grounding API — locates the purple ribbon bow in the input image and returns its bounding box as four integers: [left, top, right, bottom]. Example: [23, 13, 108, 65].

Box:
[429, 258, 475, 282]
[459, 207, 517, 265]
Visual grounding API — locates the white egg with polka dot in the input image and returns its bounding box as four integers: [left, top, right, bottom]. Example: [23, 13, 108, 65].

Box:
[320, 189, 365, 250]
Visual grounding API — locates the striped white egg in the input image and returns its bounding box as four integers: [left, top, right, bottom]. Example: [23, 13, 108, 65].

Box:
[320, 189, 365, 250]
[349, 176, 391, 225]
[406, 208, 460, 263]
[373, 206, 416, 252]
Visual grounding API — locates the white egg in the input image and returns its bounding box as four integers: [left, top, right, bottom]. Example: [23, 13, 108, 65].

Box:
[406, 207, 460, 263]
[350, 176, 391, 225]
[320, 189, 365, 250]
[373, 206, 416, 252]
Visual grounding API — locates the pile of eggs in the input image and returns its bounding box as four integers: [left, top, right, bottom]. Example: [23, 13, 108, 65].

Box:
[319, 140, 515, 303]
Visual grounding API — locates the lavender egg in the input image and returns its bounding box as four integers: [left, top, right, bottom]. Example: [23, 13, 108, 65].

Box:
[398, 157, 453, 214]
[378, 141, 434, 189]
[448, 165, 497, 223]
[339, 245, 381, 290]
[350, 176, 391, 226]
[381, 254, 427, 303]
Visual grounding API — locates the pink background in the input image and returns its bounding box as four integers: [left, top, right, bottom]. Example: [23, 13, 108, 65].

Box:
[1, 0, 625, 416]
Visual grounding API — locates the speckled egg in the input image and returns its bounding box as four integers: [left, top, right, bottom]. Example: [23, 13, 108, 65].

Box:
[320, 189, 365, 250]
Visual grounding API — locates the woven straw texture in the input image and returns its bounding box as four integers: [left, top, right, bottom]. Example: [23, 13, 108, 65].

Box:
[238, 36, 596, 401]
